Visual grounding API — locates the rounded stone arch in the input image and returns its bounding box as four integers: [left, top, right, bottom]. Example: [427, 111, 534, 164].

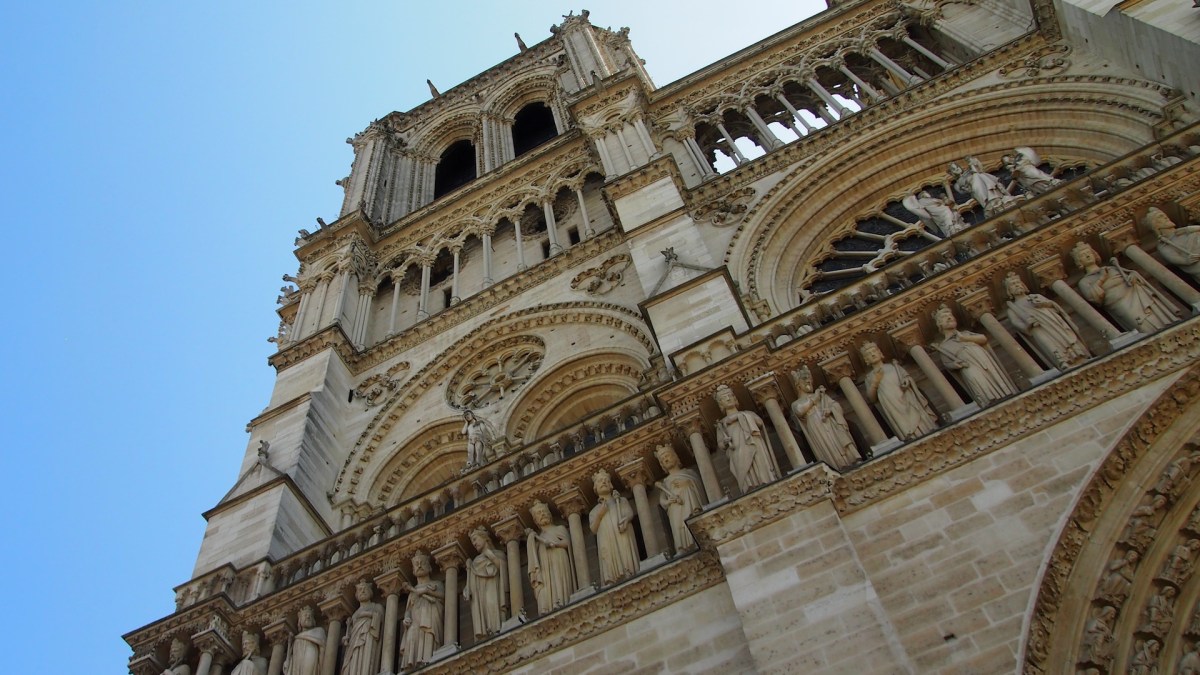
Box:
[367, 419, 466, 508]
[331, 301, 656, 503]
[504, 350, 649, 446]
[725, 75, 1172, 313]
[1022, 366, 1200, 673]
[487, 73, 562, 123]
[410, 109, 482, 158]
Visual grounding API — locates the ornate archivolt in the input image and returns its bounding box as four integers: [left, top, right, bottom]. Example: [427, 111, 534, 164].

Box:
[728, 75, 1173, 313]
[446, 335, 545, 410]
[1023, 365, 1200, 674]
[331, 301, 655, 503]
[368, 420, 466, 508]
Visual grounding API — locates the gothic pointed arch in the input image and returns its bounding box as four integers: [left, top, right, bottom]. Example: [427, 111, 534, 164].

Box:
[1023, 365, 1200, 673]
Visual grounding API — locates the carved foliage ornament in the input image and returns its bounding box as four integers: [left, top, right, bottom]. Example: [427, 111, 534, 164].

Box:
[691, 187, 757, 228]
[447, 336, 545, 410]
[998, 43, 1070, 79]
[570, 254, 631, 295]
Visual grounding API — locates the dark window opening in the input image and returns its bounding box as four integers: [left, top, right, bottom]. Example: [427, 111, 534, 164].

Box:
[443, 288, 454, 307]
[512, 102, 558, 157]
[434, 140, 477, 199]
[567, 227, 580, 245]
[541, 240, 551, 259]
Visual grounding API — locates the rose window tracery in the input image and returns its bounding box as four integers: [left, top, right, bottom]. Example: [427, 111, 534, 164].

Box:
[799, 156, 1088, 297]
[447, 336, 546, 410]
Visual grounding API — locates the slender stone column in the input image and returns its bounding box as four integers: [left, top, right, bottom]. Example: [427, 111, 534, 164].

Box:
[196, 652, 215, 675]
[263, 617, 295, 675]
[352, 286, 372, 347]
[416, 261, 432, 320]
[715, 122, 747, 164]
[292, 281, 315, 340]
[591, 133, 616, 177]
[957, 289, 1045, 380]
[481, 233, 494, 287]
[317, 594, 352, 675]
[1030, 256, 1127, 343]
[449, 246, 461, 304]
[574, 188, 594, 238]
[614, 126, 637, 167]
[191, 626, 235, 675]
[633, 117, 657, 157]
[552, 488, 593, 589]
[330, 268, 351, 328]
[685, 135, 715, 176]
[744, 107, 782, 150]
[901, 35, 953, 69]
[839, 64, 884, 101]
[543, 201, 562, 255]
[805, 76, 849, 118]
[432, 543, 468, 651]
[746, 374, 805, 470]
[1104, 230, 1200, 309]
[681, 414, 722, 504]
[510, 219, 527, 271]
[868, 46, 922, 85]
[615, 458, 664, 558]
[775, 94, 815, 134]
[387, 271, 402, 335]
[820, 353, 889, 446]
[373, 568, 409, 674]
[889, 321, 967, 410]
[492, 513, 529, 625]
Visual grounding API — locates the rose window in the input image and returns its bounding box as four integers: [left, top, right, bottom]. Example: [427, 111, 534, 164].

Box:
[447, 336, 546, 410]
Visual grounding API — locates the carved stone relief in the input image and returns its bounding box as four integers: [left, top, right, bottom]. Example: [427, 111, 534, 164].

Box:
[447, 336, 546, 410]
[570, 254, 631, 295]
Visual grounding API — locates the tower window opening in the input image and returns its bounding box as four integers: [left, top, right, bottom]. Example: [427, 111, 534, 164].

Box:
[434, 139, 477, 199]
[512, 102, 558, 157]
[567, 227, 580, 245]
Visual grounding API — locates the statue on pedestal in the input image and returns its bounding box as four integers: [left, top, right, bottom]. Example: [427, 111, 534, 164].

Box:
[462, 410, 496, 469]
[653, 444, 703, 553]
[399, 552, 444, 669]
[714, 384, 780, 493]
[1145, 206, 1200, 281]
[525, 501, 575, 613]
[932, 304, 1017, 406]
[283, 606, 324, 675]
[1072, 241, 1179, 333]
[1004, 272, 1090, 369]
[860, 341, 937, 441]
[949, 156, 1020, 216]
[230, 632, 267, 675]
[902, 190, 968, 236]
[1003, 147, 1060, 196]
[341, 582, 383, 675]
[162, 638, 191, 675]
[789, 365, 860, 469]
[590, 469, 640, 585]
[463, 527, 507, 638]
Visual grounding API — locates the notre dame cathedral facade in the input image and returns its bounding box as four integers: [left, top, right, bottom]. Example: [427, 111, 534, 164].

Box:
[126, 0, 1200, 672]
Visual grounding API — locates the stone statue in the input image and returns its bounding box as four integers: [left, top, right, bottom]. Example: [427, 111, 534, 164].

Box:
[860, 341, 937, 441]
[399, 552, 444, 669]
[1099, 549, 1138, 603]
[283, 606, 324, 675]
[902, 190, 968, 236]
[1004, 272, 1090, 369]
[462, 410, 495, 469]
[950, 156, 1020, 216]
[932, 304, 1017, 406]
[463, 527, 507, 638]
[1180, 641, 1200, 675]
[340, 582, 383, 675]
[163, 638, 191, 675]
[1146, 206, 1200, 281]
[1129, 638, 1161, 675]
[525, 501, 575, 613]
[790, 365, 860, 469]
[589, 469, 640, 585]
[1140, 585, 1176, 636]
[1072, 241, 1180, 333]
[1121, 495, 1167, 552]
[1079, 605, 1116, 667]
[714, 384, 781, 493]
[653, 444, 703, 553]
[230, 632, 268, 675]
[1003, 147, 1060, 196]
[1162, 539, 1200, 585]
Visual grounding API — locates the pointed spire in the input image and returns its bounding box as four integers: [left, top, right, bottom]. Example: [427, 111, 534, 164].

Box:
[427, 79, 440, 98]
[515, 32, 528, 52]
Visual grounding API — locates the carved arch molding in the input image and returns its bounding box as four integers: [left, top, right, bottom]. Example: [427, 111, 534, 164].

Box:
[1024, 364, 1200, 674]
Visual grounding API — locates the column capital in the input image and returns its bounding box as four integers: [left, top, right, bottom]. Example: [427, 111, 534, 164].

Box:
[263, 616, 296, 645]
[552, 486, 591, 516]
[887, 319, 926, 349]
[373, 567, 411, 595]
[432, 541, 469, 571]
[614, 456, 654, 488]
[128, 653, 164, 675]
[1029, 255, 1066, 288]
[1099, 222, 1139, 252]
[317, 588, 355, 621]
[745, 371, 784, 405]
[491, 512, 529, 544]
[674, 408, 706, 435]
[819, 351, 857, 381]
[956, 288, 994, 320]
[191, 618, 236, 663]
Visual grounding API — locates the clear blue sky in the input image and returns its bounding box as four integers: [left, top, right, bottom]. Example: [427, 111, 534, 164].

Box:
[0, 2, 825, 669]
